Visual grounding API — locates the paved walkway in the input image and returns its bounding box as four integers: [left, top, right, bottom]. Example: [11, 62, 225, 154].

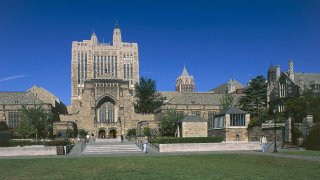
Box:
[1, 140, 320, 162]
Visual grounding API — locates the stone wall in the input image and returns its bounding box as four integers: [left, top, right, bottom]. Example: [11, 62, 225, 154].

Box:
[182, 122, 207, 137]
[159, 142, 260, 152]
[225, 128, 248, 141]
[0, 146, 57, 156]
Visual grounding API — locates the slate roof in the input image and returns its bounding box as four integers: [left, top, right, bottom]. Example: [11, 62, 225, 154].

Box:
[294, 72, 320, 86]
[178, 115, 206, 122]
[215, 107, 247, 116]
[0, 92, 44, 105]
[160, 92, 243, 106]
[209, 80, 243, 93]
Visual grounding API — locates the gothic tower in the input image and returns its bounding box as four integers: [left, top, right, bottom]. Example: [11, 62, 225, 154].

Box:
[176, 66, 195, 92]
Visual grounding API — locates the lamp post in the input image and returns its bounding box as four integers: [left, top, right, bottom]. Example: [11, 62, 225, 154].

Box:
[273, 109, 278, 153]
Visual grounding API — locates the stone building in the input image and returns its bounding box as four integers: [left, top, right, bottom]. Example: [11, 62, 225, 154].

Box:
[177, 115, 207, 137]
[155, 92, 243, 129]
[71, 23, 139, 112]
[208, 107, 250, 141]
[0, 91, 53, 130]
[176, 66, 195, 92]
[210, 78, 244, 94]
[267, 60, 320, 112]
[65, 24, 153, 139]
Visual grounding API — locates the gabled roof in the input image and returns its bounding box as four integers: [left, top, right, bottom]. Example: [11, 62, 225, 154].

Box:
[160, 92, 243, 106]
[215, 107, 247, 116]
[209, 79, 243, 93]
[0, 92, 44, 105]
[294, 72, 320, 86]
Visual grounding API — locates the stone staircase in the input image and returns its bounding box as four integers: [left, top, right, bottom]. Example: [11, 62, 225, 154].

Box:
[82, 141, 142, 155]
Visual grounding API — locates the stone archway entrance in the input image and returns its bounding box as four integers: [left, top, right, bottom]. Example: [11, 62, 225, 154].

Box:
[98, 129, 106, 139]
[109, 129, 117, 139]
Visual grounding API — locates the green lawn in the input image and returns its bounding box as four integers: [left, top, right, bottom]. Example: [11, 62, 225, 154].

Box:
[0, 154, 319, 179]
[280, 150, 320, 157]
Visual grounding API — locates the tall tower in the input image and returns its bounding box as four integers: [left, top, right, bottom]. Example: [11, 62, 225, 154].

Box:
[176, 66, 195, 92]
[71, 23, 139, 108]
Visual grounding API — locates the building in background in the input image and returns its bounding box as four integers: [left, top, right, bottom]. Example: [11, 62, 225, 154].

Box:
[267, 60, 320, 112]
[176, 66, 195, 92]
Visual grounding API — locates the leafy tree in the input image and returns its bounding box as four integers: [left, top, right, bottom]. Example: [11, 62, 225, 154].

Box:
[238, 75, 268, 126]
[219, 93, 237, 109]
[0, 122, 8, 131]
[285, 90, 320, 124]
[159, 109, 185, 137]
[126, 128, 136, 137]
[78, 129, 88, 138]
[17, 106, 53, 139]
[143, 127, 151, 137]
[134, 77, 164, 113]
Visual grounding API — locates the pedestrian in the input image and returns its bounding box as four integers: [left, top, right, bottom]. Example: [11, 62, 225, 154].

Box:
[86, 134, 90, 144]
[77, 136, 80, 143]
[121, 134, 124, 143]
[260, 135, 268, 152]
[142, 136, 148, 153]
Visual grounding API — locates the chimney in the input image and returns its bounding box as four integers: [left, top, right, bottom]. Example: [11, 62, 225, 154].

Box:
[276, 65, 280, 80]
[289, 60, 294, 81]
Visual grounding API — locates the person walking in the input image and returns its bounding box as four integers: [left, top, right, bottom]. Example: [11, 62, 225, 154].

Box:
[120, 134, 124, 143]
[142, 137, 148, 153]
[86, 134, 90, 144]
[260, 135, 268, 152]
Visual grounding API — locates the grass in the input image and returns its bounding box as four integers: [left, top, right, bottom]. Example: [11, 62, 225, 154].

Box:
[0, 154, 320, 179]
[280, 150, 320, 157]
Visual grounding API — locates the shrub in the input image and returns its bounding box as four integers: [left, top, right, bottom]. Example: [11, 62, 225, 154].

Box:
[0, 140, 10, 147]
[44, 140, 71, 146]
[78, 129, 88, 138]
[0, 122, 8, 131]
[127, 128, 136, 137]
[143, 127, 151, 137]
[148, 137, 223, 144]
[306, 126, 320, 150]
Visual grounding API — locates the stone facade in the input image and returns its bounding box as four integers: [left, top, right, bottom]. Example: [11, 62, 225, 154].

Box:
[0, 91, 53, 130]
[67, 25, 155, 138]
[71, 24, 139, 113]
[267, 60, 320, 111]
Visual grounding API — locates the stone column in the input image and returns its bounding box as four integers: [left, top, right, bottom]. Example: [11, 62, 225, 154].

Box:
[285, 117, 292, 143]
[303, 115, 313, 141]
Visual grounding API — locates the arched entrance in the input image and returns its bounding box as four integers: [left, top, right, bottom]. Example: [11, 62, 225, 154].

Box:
[109, 129, 117, 139]
[98, 129, 106, 139]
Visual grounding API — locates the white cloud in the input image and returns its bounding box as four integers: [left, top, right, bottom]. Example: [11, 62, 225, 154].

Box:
[0, 75, 28, 82]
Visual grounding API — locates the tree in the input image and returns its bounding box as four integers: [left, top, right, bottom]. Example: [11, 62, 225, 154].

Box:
[134, 77, 164, 113]
[0, 122, 8, 131]
[159, 109, 185, 136]
[238, 75, 268, 126]
[219, 93, 236, 109]
[17, 106, 53, 139]
[143, 127, 151, 137]
[285, 90, 320, 124]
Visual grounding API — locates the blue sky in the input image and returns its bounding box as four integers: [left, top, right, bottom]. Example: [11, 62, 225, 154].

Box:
[0, 0, 319, 105]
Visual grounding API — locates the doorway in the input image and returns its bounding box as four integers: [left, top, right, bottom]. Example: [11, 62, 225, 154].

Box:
[98, 129, 106, 139]
[109, 129, 117, 139]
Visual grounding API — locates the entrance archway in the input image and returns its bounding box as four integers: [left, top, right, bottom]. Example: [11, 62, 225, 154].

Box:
[98, 129, 106, 139]
[109, 129, 117, 139]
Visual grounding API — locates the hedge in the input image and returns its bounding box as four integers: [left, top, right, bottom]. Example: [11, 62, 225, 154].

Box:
[306, 126, 320, 151]
[148, 136, 223, 144]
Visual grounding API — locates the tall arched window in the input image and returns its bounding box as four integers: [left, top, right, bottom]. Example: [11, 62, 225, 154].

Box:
[97, 101, 115, 123]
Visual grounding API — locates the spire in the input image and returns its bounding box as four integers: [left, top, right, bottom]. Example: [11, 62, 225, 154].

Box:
[115, 19, 120, 29]
[181, 65, 190, 76]
[113, 20, 122, 46]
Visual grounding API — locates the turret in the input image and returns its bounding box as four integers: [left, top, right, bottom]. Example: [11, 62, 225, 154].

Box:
[112, 21, 122, 47]
[91, 32, 98, 45]
[288, 60, 294, 81]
